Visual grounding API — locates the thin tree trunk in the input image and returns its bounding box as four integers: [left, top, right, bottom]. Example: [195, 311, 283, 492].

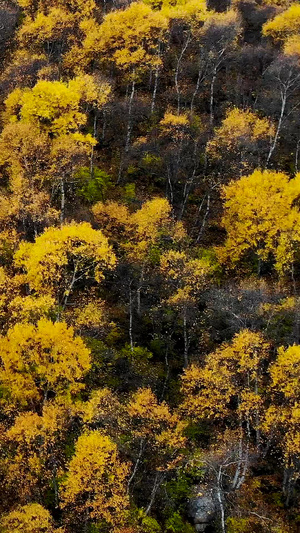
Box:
[196, 194, 210, 243]
[175, 33, 191, 114]
[179, 140, 198, 219]
[151, 43, 161, 114]
[52, 463, 59, 509]
[255, 376, 260, 449]
[217, 466, 226, 533]
[151, 64, 160, 114]
[145, 473, 163, 516]
[266, 89, 287, 167]
[193, 194, 207, 230]
[129, 281, 134, 351]
[117, 153, 124, 185]
[148, 68, 153, 90]
[232, 434, 243, 490]
[283, 463, 294, 506]
[235, 417, 250, 490]
[60, 176, 65, 225]
[83, 504, 90, 533]
[236, 441, 249, 490]
[160, 346, 170, 401]
[179, 169, 195, 220]
[191, 60, 205, 113]
[137, 266, 145, 316]
[102, 108, 107, 141]
[125, 78, 136, 153]
[210, 66, 217, 128]
[62, 262, 78, 310]
[295, 138, 300, 172]
[127, 439, 144, 493]
[167, 165, 174, 205]
[183, 306, 189, 368]
[90, 113, 97, 179]
[209, 50, 225, 128]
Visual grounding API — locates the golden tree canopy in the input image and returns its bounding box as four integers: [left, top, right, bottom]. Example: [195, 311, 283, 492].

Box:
[4, 76, 110, 136]
[62, 430, 130, 526]
[0, 319, 91, 407]
[219, 169, 300, 274]
[262, 3, 300, 42]
[181, 329, 270, 422]
[0, 503, 63, 533]
[14, 222, 117, 298]
[76, 2, 169, 78]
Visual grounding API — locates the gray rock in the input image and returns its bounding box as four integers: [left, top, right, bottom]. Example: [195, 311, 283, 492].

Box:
[188, 484, 216, 532]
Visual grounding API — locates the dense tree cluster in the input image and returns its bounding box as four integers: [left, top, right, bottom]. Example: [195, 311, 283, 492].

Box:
[0, 0, 299, 531]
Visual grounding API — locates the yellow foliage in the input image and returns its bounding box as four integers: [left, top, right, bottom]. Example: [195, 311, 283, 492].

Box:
[0, 50, 47, 89]
[17, 0, 96, 17]
[161, 0, 207, 23]
[160, 111, 190, 129]
[219, 169, 300, 274]
[181, 329, 270, 422]
[49, 132, 96, 177]
[270, 345, 300, 398]
[2, 397, 79, 499]
[131, 197, 171, 241]
[159, 110, 204, 142]
[8, 294, 55, 324]
[264, 296, 297, 313]
[4, 81, 81, 134]
[73, 299, 111, 332]
[18, 8, 76, 52]
[0, 123, 77, 228]
[0, 122, 49, 176]
[82, 388, 121, 426]
[258, 296, 300, 345]
[0, 319, 91, 407]
[75, 2, 169, 77]
[62, 430, 130, 526]
[207, 108, 274, 160]
[69, 74, 111, 109]
[14, 222, 116, 297]
[127, 387, 187, 454]
[264, 345, 300, 462]
[0, 503, 61, 533]
[94, 197, 185, 263]
[261, 0, 295, 5]
[283, 34, 300, 57]
[160, 250, 187, 281]
[62, 17, 101, 73]
[198, 8, 241, 38]
[0, 230, 20, 264]
[4, 76, 110, 136]
[144, 0, 206, 10]
[16, 0, 95, 66]
[0, 268, 23, 323]
[262, 3, 300, 41]
[0, 81, 106, 229]
[93, 200, 131, 232]
[0, 174, 59, 230]
[160, 249, 216, 307]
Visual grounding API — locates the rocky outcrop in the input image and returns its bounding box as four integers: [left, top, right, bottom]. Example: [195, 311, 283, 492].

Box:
[188, 484, 216, 532]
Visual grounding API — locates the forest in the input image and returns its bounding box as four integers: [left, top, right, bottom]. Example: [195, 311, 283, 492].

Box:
[0, 0, 299, 531]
